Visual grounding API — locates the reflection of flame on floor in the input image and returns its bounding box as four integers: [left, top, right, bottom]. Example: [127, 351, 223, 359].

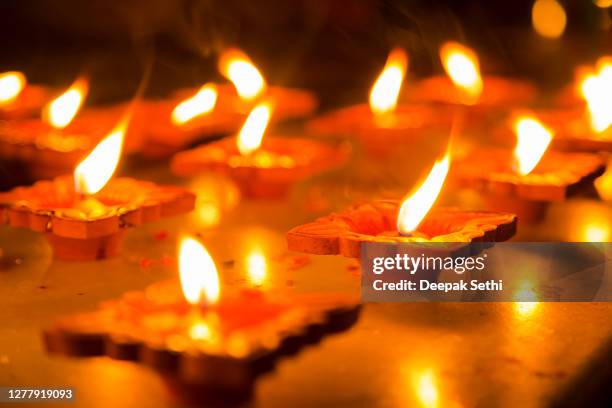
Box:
[513, 279, 540, 317]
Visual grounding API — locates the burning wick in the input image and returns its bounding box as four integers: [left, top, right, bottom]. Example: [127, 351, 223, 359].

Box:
[369, 47, 408, 118]
[0, 71, 26, 106]
[219, 48, 267, 102]
[43, 78, 88, 130]
[512, 115, 553, 176]
[171, 83, 218, 126]
[179, 235, 221, 341]
[397, 148, 451, 237]
[440, 42, 483, 105]
[70, 120, 126, 217]
[237, 101, 273, 156]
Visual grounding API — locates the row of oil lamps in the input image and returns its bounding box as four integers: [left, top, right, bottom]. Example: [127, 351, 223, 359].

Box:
[0, 42, 610, 399]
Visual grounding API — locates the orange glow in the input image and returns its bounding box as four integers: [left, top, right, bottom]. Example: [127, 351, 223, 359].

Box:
[513, 280, 540, 317]
[219, 48, 266, 101]
[178, 236, 220, 306]
[397, 149, 451, 235]
[512, 115, 553, 176]
[246, 248, 267, 286]
[440, 42, 483, 104]
[532, 0, 567, 39]
[369, 48, 408, 115]
[0, 71, 26, 106]
[74, 121, 126, 195]
[413, 370, 439, 408]
[579, 57, 612, 133]
[236, 102, 272, 155]
[171, 83, 218, 125]
[43, 78, 88, 129]
[595, 0, 612, 8]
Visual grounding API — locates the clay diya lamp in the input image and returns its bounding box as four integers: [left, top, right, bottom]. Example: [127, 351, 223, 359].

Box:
[308, 47, 453, 156]
[453, 115, 607, 221]
[44, 236, 360, 401]
[535, 59, 612, 152]
[132, 83, 245, 158]
[171, 47, 317, 124]
[406, 42, 537, 128]
[287, 149, 517, 258]
[171, 101, 349, 199]
[0, 71, 53, 120]
[0, 119, 195, 261]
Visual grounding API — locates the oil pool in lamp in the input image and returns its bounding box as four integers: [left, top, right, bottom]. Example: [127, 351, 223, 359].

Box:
[0, 71, 53, 119]
[537, 57, 612, 152]
[170, 101, 349, 199]
[43, 235, 360, 399]
[287, 147, 516, 258]
[308, 48, 450, 155]
[408, 41, 537, 110]
[453, 114, 607, 220]
[0, 118, 195, 261]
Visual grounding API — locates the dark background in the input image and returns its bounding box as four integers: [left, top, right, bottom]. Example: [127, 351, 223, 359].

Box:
[0, 0, 610, 107]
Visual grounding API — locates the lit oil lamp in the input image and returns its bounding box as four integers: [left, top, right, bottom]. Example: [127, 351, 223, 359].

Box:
[0, 78, 136, 181]
[171, 101, 349, 199]
[0, 71, 53, 119]
[287, 147, 516, 258]
[537, 57, 612, 152]
[453, 114, 607, 221]
[408, 42, 537, 111]
[308, 48, 451, 155]
[0, 117, 195, 261]
[171, 47, 317, 122]
[134, 83, 246, 157]
[43, 235, 360, 399]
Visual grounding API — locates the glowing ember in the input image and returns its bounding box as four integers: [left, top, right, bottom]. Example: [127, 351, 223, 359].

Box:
[178, 236, 220, 306]
[397, 149, 451, 235]
[512, 116, 553, 176]
[369, 48, 408, 115]
[439, 41, 483, 104]
[74, 120, 126, 195]
[43, 78, 88, 129]
[580, 57, 612, 133]
[219, 48, 266, 101]
[236, 101, 273, 155]
[171, 83, 218, 125]
[0, 71, 26, 106]
[532, 0, 567, 39]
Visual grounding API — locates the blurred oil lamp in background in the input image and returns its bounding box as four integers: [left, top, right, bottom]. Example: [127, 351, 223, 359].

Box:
[171, 101, 349, 199]
[170, 47, 317, 124]
[287, 146, 516, 258]
[43, 235, 360, 400]
[408, 42, 537, 114]
[308, 48, 450, 155]
[0, 78, 139, 182]
[0, 71, 53, 119]
[133, 82, 245, 157]
[537, 57, 612, 152]
[453, 114, 607, 221]
[0, 115, 195, 261]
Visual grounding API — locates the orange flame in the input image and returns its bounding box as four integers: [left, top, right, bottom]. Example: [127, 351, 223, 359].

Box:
[171, 83, 218, 125]
[512, 115, 553, 176]
[74, 120, 126, 195]
[219, 48, 266, 101]
[579, 57, 612, 133]
[397, 149, 451, 235]
[179, 236, 220, 306]
[43, 78, 88, 129]
[369, 48, 408, 115]
[440, 42, 483, 104]
[236, 101, 272, 155]
[0, 71, 26, 106]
